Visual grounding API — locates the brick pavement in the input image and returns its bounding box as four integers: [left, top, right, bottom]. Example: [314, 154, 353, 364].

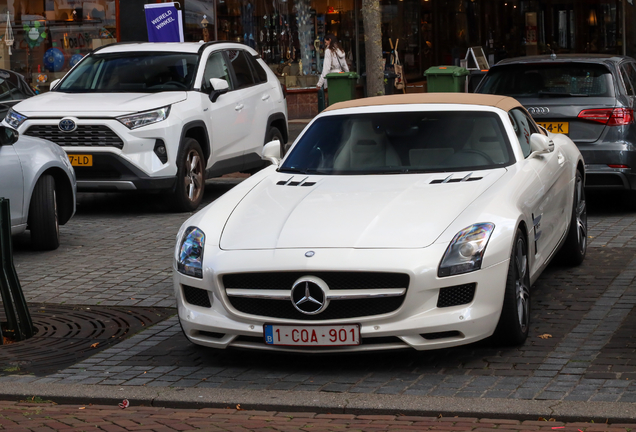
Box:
[0, 401, 635, 431]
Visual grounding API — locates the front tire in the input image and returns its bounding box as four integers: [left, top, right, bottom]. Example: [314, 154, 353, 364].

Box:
[173, 138, 205, 212]
[28, 174, 60, 251]
[492, 228, 530, 346]
[555, 170, 587, 266]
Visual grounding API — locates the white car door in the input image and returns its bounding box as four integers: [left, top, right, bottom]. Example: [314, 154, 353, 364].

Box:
[511, 109, 570, 265]
[198, 50, 249, 167]
[0, 142, 24, 229]
[225, 50, 262, 157]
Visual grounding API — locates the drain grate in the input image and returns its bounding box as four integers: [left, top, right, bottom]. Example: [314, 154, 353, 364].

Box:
[0, 304, 174, 376]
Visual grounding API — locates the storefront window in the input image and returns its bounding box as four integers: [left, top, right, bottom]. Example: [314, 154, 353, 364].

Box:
[0, 1, 117, 93]
[212, 0, 357, 88]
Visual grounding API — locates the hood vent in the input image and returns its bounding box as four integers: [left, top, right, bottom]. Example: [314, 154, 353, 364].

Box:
[430, 173, 483, 184]
[276, 176, 316, 187]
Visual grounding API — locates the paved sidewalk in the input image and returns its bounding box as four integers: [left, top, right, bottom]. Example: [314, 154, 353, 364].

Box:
[1, 401, 635, 431]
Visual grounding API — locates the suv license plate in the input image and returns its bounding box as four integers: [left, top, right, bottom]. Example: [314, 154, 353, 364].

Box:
[68, 154, 93, 166]
[264, 324, 360, 346]
[536, 122, 569, 134]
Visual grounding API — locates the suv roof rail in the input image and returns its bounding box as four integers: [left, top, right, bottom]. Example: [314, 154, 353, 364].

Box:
[91, 41, 149, 54]
[197, 41, 239, 54]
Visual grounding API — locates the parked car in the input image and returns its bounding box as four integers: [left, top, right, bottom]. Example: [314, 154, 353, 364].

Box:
[173, 93, 587, 352]
[0, 126, 76, 250]
[477, 54, 636, 193]
[0, 69, 35, 119]
[4, 42, 288, 211]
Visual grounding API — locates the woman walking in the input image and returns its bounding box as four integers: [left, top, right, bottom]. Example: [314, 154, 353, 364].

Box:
[316, 33, 349, 89]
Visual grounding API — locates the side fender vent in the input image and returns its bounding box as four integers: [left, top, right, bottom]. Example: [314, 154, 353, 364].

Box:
[430, 173, 483, 184]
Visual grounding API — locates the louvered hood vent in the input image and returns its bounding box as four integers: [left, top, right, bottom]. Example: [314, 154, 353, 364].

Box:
[276, 176, 316, 187]
[430, 173, 483, 184]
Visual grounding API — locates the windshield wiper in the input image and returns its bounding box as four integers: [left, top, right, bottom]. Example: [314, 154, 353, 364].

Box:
[538, 90, 589, 97]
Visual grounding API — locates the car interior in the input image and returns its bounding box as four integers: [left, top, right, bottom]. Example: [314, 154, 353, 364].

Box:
[282, 112, 513, 174]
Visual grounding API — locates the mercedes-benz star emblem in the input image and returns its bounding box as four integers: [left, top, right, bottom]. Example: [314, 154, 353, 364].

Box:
[291, 278, 328, 315]
[58, 118, 77, 133]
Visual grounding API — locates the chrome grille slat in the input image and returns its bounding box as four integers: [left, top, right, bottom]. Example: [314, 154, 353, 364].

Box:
[25, 125, 124, 149]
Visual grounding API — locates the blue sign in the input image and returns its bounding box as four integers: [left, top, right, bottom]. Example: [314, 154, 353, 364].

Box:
[144, 2, 184, 43]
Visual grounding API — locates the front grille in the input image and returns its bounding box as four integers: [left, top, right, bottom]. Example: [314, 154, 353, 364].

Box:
[437, 283, 476, 308]
[183, 285, 211, 308]
[223, 272, 409, 290]
[25, 125, 124, 149]
[228, 296, 405, 320]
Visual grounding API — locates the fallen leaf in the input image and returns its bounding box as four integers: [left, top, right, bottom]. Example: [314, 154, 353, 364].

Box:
[90, 343, 99, 348]
[236, 404, 244, 411]
[538, 334, 552, 339]
[79, 407, 85, 410]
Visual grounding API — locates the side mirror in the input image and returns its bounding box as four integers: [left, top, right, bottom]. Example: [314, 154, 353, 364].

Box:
[262, 140, 281, 165]
[0, 126, 19, 146]
[49, 79, 61, 90]
[209, 78, 229, 103]
[529, 133, 554, 158]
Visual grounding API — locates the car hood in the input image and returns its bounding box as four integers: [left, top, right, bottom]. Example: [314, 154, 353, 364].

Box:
[13, 91, 187, 116]
[219, 169, 506, 250]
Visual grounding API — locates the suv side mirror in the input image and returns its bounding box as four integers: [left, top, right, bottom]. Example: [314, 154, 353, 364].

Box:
[529, 133, 554, 158]
[0, 126, 19, 146]
[209, 78, 229, 103]
[49, 79, 61, 90]
[262, 140, 281, 165]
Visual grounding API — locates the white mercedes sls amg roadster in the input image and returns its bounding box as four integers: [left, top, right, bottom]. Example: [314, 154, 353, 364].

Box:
[173, 93, 587, 353]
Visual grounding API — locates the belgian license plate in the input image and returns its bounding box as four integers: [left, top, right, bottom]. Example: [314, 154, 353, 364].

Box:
[536, 122, 569, 134]
[264, 324, 360, 346]
[68, 154, 93, 167]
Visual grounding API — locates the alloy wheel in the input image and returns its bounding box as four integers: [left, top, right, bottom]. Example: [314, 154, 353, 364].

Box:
[515, 236, 530, 332]
[184, 149, 203, 203]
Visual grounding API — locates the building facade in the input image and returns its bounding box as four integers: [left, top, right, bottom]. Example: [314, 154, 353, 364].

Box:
[1, 0, 634, 95]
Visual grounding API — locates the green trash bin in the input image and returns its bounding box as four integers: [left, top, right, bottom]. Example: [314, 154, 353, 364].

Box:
[326, 72, 359, 105]
[424, 66, 469, 92]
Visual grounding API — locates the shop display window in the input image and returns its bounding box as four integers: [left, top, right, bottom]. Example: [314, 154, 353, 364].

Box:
[0, 0, 116, 93]
[215, 0, 357, 89]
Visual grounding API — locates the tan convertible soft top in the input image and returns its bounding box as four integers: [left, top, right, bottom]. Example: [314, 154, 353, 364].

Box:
[324, 93, 522, 113]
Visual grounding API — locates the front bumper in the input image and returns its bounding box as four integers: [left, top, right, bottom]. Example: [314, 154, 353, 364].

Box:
[173, 247, 510, 353]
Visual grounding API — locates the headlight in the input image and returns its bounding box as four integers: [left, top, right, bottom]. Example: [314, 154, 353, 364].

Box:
[117, 106, 170, 130]
[5, 108, 27, 129]
[177, 227, 205, 278]
[438, 223, 495, 277]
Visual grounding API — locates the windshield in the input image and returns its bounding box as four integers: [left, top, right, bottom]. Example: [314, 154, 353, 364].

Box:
[280, 111, 513, 175]
[478, 63, 613, 97]
[57, 52, 199, 93]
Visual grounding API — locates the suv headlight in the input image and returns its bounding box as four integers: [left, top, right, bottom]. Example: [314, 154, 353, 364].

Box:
[438, 223, 495, 277]
[5, 108, 27, 129]
[117, 106, 170, 130]
[177, 227, 205, 278]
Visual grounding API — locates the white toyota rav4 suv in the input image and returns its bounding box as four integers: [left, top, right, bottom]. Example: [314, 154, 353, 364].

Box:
[4, 42, 288, 211]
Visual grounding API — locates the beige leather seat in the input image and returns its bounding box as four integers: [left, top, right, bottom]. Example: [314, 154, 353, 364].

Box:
[333, 121, 401, 170]
[467, 119, 506, 164]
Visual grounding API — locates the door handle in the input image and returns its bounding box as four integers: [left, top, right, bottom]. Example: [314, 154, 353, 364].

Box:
[557, 151, 565, 165]
[235, 103, 244, 111]
[262, 94, 271, 101]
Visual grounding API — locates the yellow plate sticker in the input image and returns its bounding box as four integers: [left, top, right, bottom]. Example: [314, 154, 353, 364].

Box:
[68, 154, 93, 167]
[536, 122, 569, 134]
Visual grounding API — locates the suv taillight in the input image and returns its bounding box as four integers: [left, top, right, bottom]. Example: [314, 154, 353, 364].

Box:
[578, 108, 634, 126]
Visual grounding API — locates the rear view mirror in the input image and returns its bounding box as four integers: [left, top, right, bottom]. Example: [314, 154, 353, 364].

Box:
[529, 133, 554, 158]
[262, 140, 281, 165]
[209, 78, 229, 103]
[0, 126, 19, 146]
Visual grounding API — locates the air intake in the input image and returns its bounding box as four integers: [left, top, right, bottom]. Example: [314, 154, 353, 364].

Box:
[276, 176, 316, 187]
[437, 283, 476, 308]
[183, 285, 211, 308]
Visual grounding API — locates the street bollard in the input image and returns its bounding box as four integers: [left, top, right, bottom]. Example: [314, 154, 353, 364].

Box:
[0, 198, 34, 344]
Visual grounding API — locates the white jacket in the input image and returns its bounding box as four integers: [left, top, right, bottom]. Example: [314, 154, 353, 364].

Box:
[317, 48, 349, 88]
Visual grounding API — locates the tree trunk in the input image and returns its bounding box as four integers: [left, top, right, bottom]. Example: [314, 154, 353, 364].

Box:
[361, 0, 384, 96]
